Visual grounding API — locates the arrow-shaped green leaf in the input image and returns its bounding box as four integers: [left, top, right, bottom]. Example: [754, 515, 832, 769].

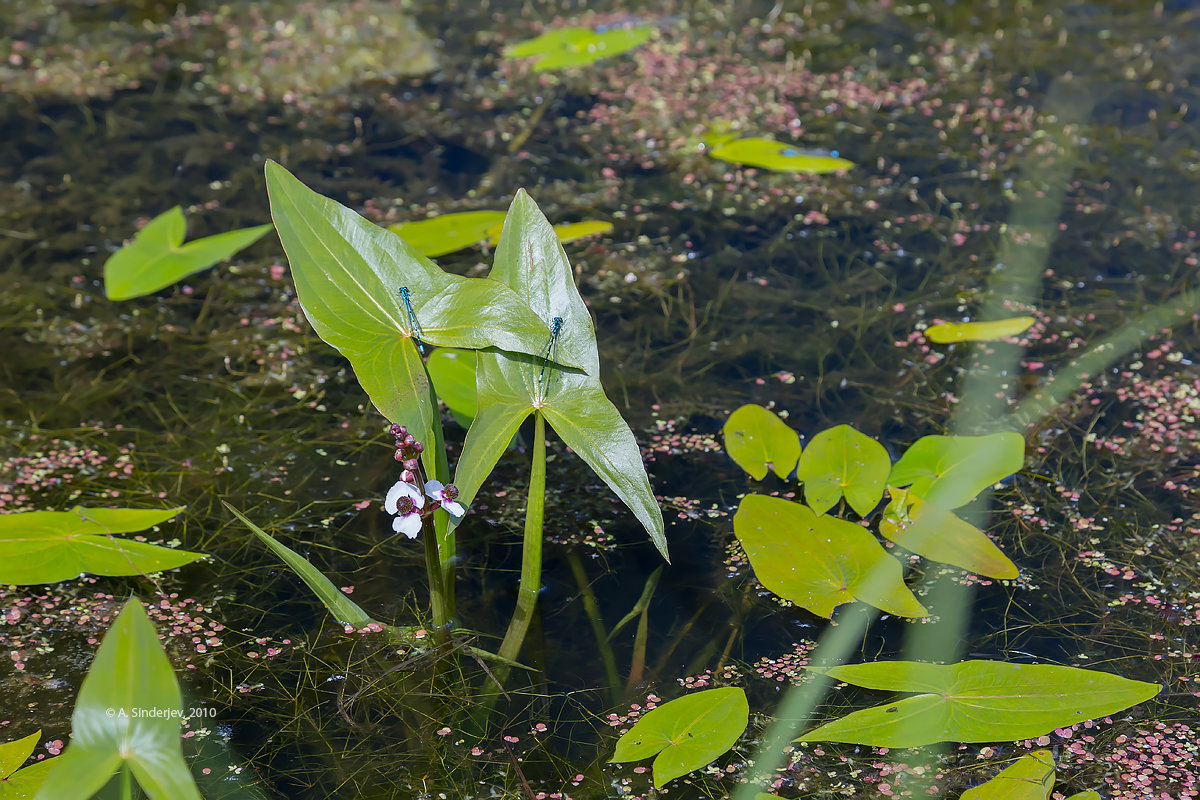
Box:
[103, 206, 271, 300]
[960, 750, 1054, 800]
[453, 189, 667, 559]
[889, 433, 1024, 509]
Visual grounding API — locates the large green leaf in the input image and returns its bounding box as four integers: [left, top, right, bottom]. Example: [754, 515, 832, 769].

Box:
[453, 190, 667, 560]
[33, 599, 202, 800]
[797, 660, 1161, 747]
[795, 424, 890, 516]
[879, 488, 1018, 580]
[504, 25, 653, 71]
[610, 687, 748, 788]
[103, 206, 270, 300]
[426, 347, 478, 426]
[0, 507, 202, 584]
[733, 495, 927, 619]
[388, 210, 507, 257]
[708, 139, 854, 173]
[264, 161, 585, 468]
[960, 750, 1054, 800]
[722, 404, 801, 481]
[224, 502, 374, 628]
[888, 433, 1024, 509]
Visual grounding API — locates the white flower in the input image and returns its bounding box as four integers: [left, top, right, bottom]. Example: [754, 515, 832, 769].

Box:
[385, 480, 425, 538]
[424, 480, 465, 518]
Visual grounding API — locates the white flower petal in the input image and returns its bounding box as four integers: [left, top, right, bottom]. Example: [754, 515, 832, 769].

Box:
[385, 480, 421, 514]
[441, 499, 466, 518]
[393, 512, 423, 539]
[425, 480, 446, 497]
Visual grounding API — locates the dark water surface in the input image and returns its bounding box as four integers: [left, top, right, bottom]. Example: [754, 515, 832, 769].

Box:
[3, 0, 1200, 797]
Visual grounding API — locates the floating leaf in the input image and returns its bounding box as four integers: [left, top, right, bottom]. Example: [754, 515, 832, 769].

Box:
[708, 138, 855, 173]
[611, 687, 748, 788]
[1062, 793, 1101, 800]
[426, 348, 478, 426]
[795, 424, 890, 516]
[452, 190, 667, 560]
[960, 750, 1054, 800]
[551, 220, 613, 243]
[388, 210, 507, 257]
[798, 660, 1161, 748]
[924, 317, 1035, 344]
[734, 495, 928, 618]
[888, 433, 1024, 509]
[33, 599, 202, 800]
[722, 404, 802, 480]
[0, 731, 54, 798]
[880, 488, 1018, 580]
[504, 25, 653, 72]
[103, 206, 271, 300]
[224, 502, 373, 629]
[0, 507, 201, 584]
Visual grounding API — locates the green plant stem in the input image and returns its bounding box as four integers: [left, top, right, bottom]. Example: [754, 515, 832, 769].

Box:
[494, 411, 548, 683]
[566, 550, 622, 704]
[120, 765, 134, 800]
[422, 513, 448, 637]
[422, 375, 456, 627]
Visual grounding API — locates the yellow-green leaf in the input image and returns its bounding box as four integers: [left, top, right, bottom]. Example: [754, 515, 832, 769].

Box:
[723, 404, 801, 481]
[924, 317, 1035, 344]
[795, 424, 890, 516]
[427, 347, 478, 425]
[798, 661, 1161, 748]
[504, 26, 653, 72]
[960, 750, 1054, 800]
[734, 495, 928, 619]
[888, 433, 1024, 509]
[388, 210, 507, 257]
[0, 507, 201, 584]
[880, 488, 1018, 580]
[102, 207, 271, 300]
[708, 138, 854, 173]
[611, 687, 748, 788]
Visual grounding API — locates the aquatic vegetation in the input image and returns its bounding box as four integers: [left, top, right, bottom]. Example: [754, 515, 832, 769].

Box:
[0, 506, 201, 583]
[503, 25, 654, 72]
[924, 316, 1036, 344]
[102, 207, 270, 301]
[33, 598, 202, 800]
[610, 686, 747, 788]
[388, 211, 614, 258]
[797, 661, 1159, 747]
[0, 731, 55, 796]
[706, 138, 855, 174]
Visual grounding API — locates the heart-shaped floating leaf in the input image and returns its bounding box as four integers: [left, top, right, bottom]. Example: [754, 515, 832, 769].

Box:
[880, 488, 1018, 580]
[797, 660, 1161, 747]
[388, 210, 507, 257]
[888, 433, 1024, 509]
[103, 206, 271, 300]
[485, 219, 614, 246]
[0, 507, 201, 584]
[734, 495, 928, 618]
[961, 750, 1054, 800]
[723, 404, 802, 480]
[504, 25, 654, 71]
[426, 348, 479, 426]
[0, 731, 55, 798]
[795, 424, 890, 516]
[708, 139, 855, 173]
[611, 687, 748, 788]
[452, 189, 667, 560]
[265, 161, 585, 477]
[924, 317, 1035, 344]
[33, 598, 202, 800]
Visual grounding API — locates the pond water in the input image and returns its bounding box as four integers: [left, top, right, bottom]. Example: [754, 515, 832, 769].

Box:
[3, 0, 1200, 798]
